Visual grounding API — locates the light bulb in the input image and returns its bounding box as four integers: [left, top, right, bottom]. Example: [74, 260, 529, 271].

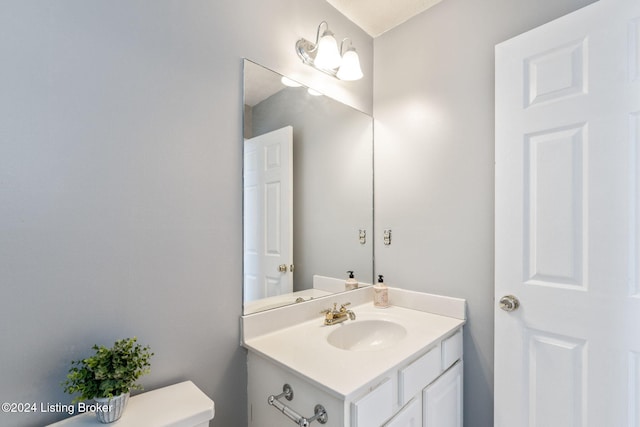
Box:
[314, 32, 342, 70]
[336, 49, 363, 81]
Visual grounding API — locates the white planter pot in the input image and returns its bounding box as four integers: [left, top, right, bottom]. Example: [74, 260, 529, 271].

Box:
[93, 392, 129, 423]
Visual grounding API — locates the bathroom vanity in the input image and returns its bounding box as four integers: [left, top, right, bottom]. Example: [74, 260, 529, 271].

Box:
[241, 287, 465, 427]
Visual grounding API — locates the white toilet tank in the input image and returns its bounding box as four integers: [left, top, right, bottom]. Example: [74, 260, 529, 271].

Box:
[47, 381, 215, 427]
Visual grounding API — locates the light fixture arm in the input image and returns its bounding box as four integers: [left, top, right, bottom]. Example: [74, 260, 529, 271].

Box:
[340, 37, 353, 55]
[314, 21, 330, 49]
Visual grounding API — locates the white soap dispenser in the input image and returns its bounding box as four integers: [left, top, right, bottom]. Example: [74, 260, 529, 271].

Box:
[345, 270, 359, 290]
[373, 274, 390, 308]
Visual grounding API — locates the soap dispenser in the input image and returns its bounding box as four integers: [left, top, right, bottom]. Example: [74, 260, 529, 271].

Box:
[373, 274, 390, 308]
[345, 271, 359, 290]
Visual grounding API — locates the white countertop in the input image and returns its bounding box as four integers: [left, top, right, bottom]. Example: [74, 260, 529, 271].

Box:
[243, 301, 464, 399]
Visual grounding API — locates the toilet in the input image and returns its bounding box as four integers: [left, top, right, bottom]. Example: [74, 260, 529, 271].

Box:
[47, 381, 215, 427]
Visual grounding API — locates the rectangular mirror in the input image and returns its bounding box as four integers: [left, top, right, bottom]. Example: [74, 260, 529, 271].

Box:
[243, 59, 374, 315]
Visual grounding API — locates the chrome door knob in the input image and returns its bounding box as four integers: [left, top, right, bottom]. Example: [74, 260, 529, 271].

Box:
[499, 295, 520, 312]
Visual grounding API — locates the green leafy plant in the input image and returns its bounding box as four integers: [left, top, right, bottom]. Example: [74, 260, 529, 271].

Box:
[62, 337, 153, 402]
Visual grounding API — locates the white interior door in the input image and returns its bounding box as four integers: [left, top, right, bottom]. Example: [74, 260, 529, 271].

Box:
[244, 126, 293, 302]
[495, 0, 640, 426]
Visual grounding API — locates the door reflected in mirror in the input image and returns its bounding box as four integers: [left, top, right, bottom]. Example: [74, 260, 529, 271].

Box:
[243, 59, 373, 314]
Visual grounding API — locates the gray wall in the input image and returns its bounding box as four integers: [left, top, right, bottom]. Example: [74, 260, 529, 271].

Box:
[372, 0, 596, 426]
[0, 1, 371, 426]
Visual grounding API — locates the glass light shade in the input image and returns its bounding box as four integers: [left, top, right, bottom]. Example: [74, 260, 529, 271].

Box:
[314, 32, 342, 70]
[336, 49, 363, 81]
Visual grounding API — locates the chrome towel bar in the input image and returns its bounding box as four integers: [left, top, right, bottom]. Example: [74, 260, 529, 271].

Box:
[267, 384, 328, 426]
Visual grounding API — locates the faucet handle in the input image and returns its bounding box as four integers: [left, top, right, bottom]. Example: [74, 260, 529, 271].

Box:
[321, 303, 337, 315]
[339, 302, 351, 310]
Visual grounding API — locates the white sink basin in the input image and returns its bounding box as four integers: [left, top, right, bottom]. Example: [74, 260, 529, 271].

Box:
[326, 319, 407, 351]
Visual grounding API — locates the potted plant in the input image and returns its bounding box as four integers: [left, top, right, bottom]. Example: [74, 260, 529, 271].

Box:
[62, 337, 153, 423]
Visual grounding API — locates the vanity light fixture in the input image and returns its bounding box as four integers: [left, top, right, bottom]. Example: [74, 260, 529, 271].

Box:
[296, 21, 363, 81]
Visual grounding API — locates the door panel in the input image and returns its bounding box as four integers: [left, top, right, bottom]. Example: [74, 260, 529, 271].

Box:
[633, 110, 640, 298]
[524, 123, 586, 288]
[495, 1, 640, 426]
[524, 39, 587, 108]
[632, 352, 640, 426]
[423, 361, 463, 427]
[525, 329, 586, 427]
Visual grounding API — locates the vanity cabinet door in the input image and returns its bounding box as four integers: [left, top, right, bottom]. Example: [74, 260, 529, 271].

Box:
[351, 378, 394, 427]
[423, 361, 463, 427]
[398, 343, 441, 405]
[384, 397, 421, 427]
[441, 329, 463, 370]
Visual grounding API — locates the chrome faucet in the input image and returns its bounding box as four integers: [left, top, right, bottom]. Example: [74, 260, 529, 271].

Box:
[321, 302, 356, 326]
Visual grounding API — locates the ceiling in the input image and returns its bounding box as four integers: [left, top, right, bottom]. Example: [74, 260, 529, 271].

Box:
[325, 0, 443, 37]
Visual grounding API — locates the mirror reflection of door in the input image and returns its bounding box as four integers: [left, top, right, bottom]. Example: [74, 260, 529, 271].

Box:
[243, 126, 293, 302]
